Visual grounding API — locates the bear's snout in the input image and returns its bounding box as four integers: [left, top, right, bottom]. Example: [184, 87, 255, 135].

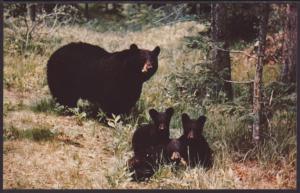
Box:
[142, 62, 153, 72]
[187, 130, 194, 139]
[159, 124, 165, 130]
[171, 152, 181, 160]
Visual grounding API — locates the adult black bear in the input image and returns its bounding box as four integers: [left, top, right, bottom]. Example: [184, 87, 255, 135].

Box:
[47, 42, 160, 115]
[179, 113, 213, 169]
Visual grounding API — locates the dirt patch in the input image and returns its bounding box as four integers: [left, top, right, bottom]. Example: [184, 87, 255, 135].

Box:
[232, 161, 296, 189]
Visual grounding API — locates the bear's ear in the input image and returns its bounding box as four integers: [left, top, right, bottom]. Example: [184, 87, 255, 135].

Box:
[198, 115, 206, 124]
[149, 108, 158, 121]
[197, 115, 207, 132]
[181, 113, 190, 126]
[152, 46, 160, 57]
[130, 44, 138, 51]
[165, 107, 174, 117]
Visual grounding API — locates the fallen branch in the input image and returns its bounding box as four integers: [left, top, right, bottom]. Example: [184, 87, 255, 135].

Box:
[214, 46, 258, 60]
[221, 78, 254, 84]
[269, 90, 274, 106]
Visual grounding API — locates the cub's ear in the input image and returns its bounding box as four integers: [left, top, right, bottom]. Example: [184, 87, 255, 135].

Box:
[130, 44, 138, 50]
[181, 113, 190, 125]
[165, 107, 174, 117]
[198, 115, 207, 132]
[152, 46, 160, 56]
[198, 115, 206, 125]
[149, 108, 158, 121]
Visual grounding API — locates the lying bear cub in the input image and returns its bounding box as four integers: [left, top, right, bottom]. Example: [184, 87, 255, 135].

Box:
[128, 109, 213, 181]
[164, 138, 187, 166]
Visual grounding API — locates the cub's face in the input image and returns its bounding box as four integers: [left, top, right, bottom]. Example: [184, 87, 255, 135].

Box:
[181, 113, 207, 141]
[166, 139, 183, 162]
[149, 107, 174, 135]
[129, 44, 160, 81]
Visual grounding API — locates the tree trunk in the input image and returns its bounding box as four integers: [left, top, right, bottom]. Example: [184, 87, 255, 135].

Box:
[84, 3, 89, 21]
[190, 3, 201, 15]
[252, 4, 270, 145]
[43, 4, 56, 14]
[27, 3, 36, 22]
[281, 4, 297, 83]
[196, 4, 201, 15]
[211, 3, 233, 100]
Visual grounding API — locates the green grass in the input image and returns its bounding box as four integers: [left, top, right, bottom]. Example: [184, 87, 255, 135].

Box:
[30, 98, 60, 113]
[4, 125, 56, 142]
[3, 100, 25, 116]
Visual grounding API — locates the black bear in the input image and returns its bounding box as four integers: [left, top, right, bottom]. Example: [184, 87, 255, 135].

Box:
[164, 138, 187, 166]
[179, 113, 213, 169]
[47, 42, 160, 115]
[130, 107, 174, 180]
[132, 107, 174, 159]
[127, 153, 157, 182]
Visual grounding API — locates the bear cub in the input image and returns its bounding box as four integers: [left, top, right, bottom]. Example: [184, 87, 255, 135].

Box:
[164, 138, 187, 166]
[127, 153, 157, 182]
[132, 107, 174, 158]
[178, 113, 213, 168]
[129, 107, 174, 181]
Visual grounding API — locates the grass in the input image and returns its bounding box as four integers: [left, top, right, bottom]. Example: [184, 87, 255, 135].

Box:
[30, 98, 60, 113]
[4, 126, 56, 142]
[3, 5, 296, 189]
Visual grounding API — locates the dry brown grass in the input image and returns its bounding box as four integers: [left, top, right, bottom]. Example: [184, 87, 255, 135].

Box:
[4, 108, 114, 188]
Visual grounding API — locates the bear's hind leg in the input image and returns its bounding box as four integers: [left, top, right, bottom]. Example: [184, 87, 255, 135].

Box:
[54, 87, 79, 108]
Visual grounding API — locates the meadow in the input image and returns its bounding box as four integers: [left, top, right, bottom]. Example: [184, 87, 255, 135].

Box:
[3, 4, 296, 189]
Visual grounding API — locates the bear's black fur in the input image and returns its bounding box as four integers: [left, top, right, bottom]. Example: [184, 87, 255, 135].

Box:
[130, 107, 174, 181]
[127, 153, 157, 182]
[179, 113, 213, 168]
[164, 138, 187, 166]
[132, 107, 174, 158]
[47, 42, 160, 115]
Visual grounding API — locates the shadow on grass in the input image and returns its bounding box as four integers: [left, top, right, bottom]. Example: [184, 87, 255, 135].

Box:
[4, 126, 84, 148]
[30, 97, 150, 127]
[30, 97, 66, 114]
[4, 126, 56, 142]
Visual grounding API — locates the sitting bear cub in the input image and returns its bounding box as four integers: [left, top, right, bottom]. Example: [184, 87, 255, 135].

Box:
[132, 107, 174, 159]
[179, 113, 213, 168]
[47, 43, 160, 115]
[130, 107, 174, 181]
